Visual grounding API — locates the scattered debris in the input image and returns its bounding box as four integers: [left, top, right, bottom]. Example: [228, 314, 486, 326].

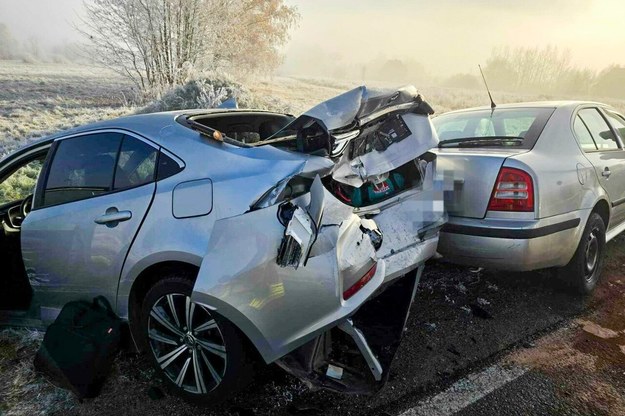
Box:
[521, 340, 536, 349]
[425, 322, 437, 332]
[469, 303, 494, 320]
[577, 320, 619, 339]
[460, 305, 472, 314]
[487, 282, 499, 292]
[477, 297, 491, 306]
[455, 282, 467, 293]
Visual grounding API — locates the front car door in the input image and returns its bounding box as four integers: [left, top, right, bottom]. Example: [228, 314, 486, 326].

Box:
[21, 130, 158, 317]
[575, 107, 625, 228]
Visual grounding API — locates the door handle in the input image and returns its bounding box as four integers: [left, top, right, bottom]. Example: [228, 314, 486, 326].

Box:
[602, 167, 611, 178]
[95, 208, 132, 227]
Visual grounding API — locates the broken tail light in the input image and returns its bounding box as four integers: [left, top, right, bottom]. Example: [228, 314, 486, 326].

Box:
[343, 263, 378, 300]
[487, 167, 534, 212]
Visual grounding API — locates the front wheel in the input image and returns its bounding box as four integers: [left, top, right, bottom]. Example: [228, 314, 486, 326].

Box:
[557, 212, 606, 295]
[141, 275, 255, 404]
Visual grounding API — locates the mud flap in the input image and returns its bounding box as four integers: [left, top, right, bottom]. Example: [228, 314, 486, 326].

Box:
[275, 266, 423, 394]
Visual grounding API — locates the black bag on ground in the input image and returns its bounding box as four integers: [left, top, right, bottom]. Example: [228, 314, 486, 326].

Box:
[34, 296, 123, 399]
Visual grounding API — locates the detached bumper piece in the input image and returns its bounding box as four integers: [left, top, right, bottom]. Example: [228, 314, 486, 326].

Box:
[275, 268, 422, 394]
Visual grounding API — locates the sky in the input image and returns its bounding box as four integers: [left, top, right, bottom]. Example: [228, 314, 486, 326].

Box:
[282, 0, 625, 77]
[0, 0, 624, 78]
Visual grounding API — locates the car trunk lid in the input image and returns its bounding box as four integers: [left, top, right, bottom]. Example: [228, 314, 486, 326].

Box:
[434, 148, 529, 218]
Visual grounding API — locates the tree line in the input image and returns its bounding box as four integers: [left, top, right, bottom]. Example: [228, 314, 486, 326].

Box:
[443, 46, 625, 99]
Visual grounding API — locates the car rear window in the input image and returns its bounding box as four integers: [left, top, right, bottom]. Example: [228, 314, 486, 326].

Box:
[433, 107, 555, 149]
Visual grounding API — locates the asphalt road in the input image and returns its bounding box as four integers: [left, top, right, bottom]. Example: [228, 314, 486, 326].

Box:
[57, 235, 625, 416]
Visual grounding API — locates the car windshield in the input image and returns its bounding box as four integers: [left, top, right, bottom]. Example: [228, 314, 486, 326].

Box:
[432, 107, 555, 149]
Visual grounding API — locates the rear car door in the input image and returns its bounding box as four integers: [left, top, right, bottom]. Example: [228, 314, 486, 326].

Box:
[575, 107, 625, 227]
[21, 131, 158, 315]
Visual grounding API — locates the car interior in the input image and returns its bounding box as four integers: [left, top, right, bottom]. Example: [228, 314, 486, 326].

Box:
[189, 112, 295, 144]
[191, 111, 433, 208]
[0, 152, 47, 310]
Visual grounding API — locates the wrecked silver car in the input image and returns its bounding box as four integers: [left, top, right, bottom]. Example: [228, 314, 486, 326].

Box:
[0, 86, 444, 402]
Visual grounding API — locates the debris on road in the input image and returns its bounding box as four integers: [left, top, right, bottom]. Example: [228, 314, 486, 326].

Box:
[477, 297, 491, 306]
[469, 303, 494, 320]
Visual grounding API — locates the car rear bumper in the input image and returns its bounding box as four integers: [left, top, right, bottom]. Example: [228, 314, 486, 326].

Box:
[438, 210, 590, 271]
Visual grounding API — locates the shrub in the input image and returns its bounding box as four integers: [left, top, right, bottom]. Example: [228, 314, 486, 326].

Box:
[138, 75, 292, 114]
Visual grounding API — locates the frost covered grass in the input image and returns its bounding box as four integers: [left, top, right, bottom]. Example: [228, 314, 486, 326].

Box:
[0, 328, 74, 415]
[0, 60, 133, 157]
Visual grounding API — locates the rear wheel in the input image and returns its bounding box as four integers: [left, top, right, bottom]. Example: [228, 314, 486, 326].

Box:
[141, 275, 255, 404]
[557, 212, 606, 294]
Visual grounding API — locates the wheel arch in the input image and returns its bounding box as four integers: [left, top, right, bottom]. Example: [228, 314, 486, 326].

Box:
[127, 260, 199, 351]
[592, 198, 610, 229]
[126, 261, 265, 363]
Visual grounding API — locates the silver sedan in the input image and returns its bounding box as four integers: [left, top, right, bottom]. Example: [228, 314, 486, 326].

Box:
[433, 101, 625, 294]
[0, 86, 444, 402]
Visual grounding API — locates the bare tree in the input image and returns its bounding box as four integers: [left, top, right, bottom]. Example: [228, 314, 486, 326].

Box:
[484, 46, 577, 93]
[80, 0, 299, 96]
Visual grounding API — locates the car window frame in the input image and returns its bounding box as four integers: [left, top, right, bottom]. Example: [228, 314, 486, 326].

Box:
[600, 108, 625, 146]
[573, 106, 624, 153]
[0, 146, 51, 210]
[32, 129, 169, 211]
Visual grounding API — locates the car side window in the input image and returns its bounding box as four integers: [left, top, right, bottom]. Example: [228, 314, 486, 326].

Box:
[42, 133, 123, 207]
[604, 110, 625, 143]
[578, 108, 620, 150]
[157, 152, 183, 180]
[573, 115, 598, 151]
[0, 158, 45, 206]
[114, 136, 158, 190]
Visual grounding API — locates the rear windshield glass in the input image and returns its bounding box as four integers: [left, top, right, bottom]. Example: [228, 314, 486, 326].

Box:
[432, 107, 555, 149]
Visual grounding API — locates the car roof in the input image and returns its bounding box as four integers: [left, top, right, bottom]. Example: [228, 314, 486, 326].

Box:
[40, 108, 287, 146]
[436, 100, 612, 116]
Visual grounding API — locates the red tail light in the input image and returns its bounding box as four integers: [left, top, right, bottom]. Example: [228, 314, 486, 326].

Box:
[343, 263, 377, 300]
[487, 167, 534, 212]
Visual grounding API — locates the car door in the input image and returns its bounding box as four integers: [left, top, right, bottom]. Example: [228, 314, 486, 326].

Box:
[575, 107, 625, 228]
[21, 131, 158, 315]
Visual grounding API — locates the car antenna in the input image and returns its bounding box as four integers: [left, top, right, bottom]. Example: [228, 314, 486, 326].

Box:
[478, 64, 496, 113]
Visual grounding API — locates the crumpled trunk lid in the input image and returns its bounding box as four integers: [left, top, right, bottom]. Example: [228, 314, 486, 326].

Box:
[266, 85, 438, 188]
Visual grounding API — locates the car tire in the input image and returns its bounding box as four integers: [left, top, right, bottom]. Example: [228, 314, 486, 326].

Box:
[557, 212, 606, 295]
[141, 274, 255, 404]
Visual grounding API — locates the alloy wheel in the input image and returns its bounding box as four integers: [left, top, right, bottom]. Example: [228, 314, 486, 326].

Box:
[584, 226, 600, 282]
[147, 293, 227, 394]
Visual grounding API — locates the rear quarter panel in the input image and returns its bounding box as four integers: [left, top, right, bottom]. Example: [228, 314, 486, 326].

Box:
[509, 105, 607, 220]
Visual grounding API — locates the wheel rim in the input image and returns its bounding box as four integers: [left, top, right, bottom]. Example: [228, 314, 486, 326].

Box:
[584, 227, 600, 282]
[148, 293, 227, 394]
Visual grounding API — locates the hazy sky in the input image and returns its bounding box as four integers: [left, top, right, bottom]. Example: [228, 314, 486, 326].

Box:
[283, 0, 625, 77]
[1, 0, 624, 77]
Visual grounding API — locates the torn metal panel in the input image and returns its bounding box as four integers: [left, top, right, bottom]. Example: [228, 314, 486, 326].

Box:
[191, 190, 383, 363]
[277, 206, 316, 269]
[276, 176, 325, 269]
[275, 268, 423, 394]
[268, 85, 438, 188]
[332, 113, 439, 187]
